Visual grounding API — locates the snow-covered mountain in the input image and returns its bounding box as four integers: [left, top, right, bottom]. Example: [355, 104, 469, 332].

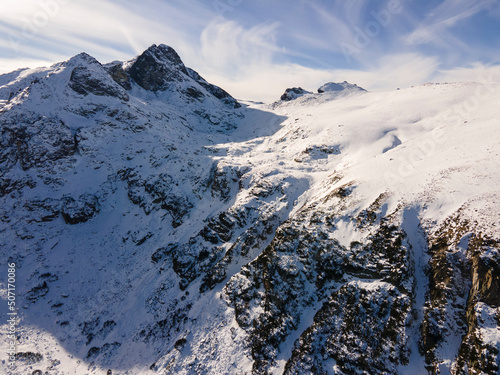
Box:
[1, 44, 499, 375]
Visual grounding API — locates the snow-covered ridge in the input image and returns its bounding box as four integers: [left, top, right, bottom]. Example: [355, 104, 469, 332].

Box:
[0, 45, 499, 375]
[318, 80, 365, 93]
[278, 81, 365, 103]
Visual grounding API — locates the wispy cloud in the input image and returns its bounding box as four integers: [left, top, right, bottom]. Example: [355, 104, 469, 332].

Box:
[198, 19, 280, 75]
[435, 62, 500, 84]
[404, 0, 496, 46]
[0, 0, 208, 67]
[205, 52, 440, 102]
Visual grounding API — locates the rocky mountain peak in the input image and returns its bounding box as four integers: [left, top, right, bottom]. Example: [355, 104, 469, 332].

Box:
[66, 53, 129, 101]
[127, 43, 190, 91]
[278, 82, 366, 103]
[20, 44, 242, 109]
[65, 52, 102, 68]
[317, 81, 366, 93]
[280, 87, 312, 101]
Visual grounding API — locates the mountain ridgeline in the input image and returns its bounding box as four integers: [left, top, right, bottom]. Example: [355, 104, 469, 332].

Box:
[0, 44, 499, 375]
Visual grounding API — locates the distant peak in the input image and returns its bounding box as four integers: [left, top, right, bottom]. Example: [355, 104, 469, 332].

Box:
[317, 81, 366, 93]
[142, 44, 186, 70]
[280, 87, 312, 101]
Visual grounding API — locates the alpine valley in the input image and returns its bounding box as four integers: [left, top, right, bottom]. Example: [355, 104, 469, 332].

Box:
[1, 44, 499, 375]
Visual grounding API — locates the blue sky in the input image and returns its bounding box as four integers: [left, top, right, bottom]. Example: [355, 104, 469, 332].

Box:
[1, 0, 500, 101]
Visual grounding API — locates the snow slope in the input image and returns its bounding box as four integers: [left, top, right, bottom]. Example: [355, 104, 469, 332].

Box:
[0, 47, 499, 375]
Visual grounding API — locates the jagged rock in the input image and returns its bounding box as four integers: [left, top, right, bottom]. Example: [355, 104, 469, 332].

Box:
[26, 281, 49, 301]
[24, 198, 61, 222]
[86, 320, 117, 345]
[61, 194, 100, 224]
[105, 61, 132, 90]
[470, 240, 500, 306]
[0, 115, 76, 171]
[123, 171, 194, 226]
[209, 162, 243, 201]
[285, 281, 411, 375]
[161, 196, 193, 228]
[69, 66, 129, 101]
[187, 68, 241, 108]
[128, 44, 189, 91]
[295, 144, 341, 162]
[456, 236, 500, 375]
[423, 215, 500, 374]
[200, 214, 280, 292]
[280, 87, 312, 101]
[0, 176, 36, 197]
[223, 189, 412, 373]
[86, 342, 121, 360]
[15, 352, 43, 365]
[183, 86, 205, 101]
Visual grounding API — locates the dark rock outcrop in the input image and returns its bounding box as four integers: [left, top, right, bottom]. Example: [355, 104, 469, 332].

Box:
[26, 281, 49, 302]
[128, 44, 189, 91]
[285, 282, 411, 375]
[61, 193, 100, 224]
[187, 68, 241, 108]
[0, 115, 76, 172]
[423, 214, 500, 375]
[69, 66, 129, 101]
[224, 189, 412, 373]
[280, 87, 312, 101]
[106, 62, 132, 90]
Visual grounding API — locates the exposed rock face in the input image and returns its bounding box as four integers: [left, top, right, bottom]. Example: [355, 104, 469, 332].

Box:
[187, 68, 241, 108]
[0, 114, 75, 172]
[223, 188, 414, 374]
[127, 44, 189, 91]
[422, 215, 500, 375]
[69, 66, 129, 101]
[0, 45, 242, 238]
[61, 194, 100, 224]
[105, 62, 132, 90]
[105, 44, 240, 108]
[280, 87, 312, 101]
[285, 281, 410, 375]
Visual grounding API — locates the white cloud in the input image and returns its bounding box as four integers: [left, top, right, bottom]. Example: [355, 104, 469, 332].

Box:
[0, 58, 54, 75]
[435, 63, 500, 84]
[304, 2, 358, 47]
[197, 19, 280, 75]
[362, 53, 440, 89]
[0, 0, 207, 64]
[204, 53, 441, 103]
[404, 0, 495, 46]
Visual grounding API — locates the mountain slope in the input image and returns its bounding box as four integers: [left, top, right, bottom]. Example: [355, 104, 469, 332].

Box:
[0, 46, 499, 375]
